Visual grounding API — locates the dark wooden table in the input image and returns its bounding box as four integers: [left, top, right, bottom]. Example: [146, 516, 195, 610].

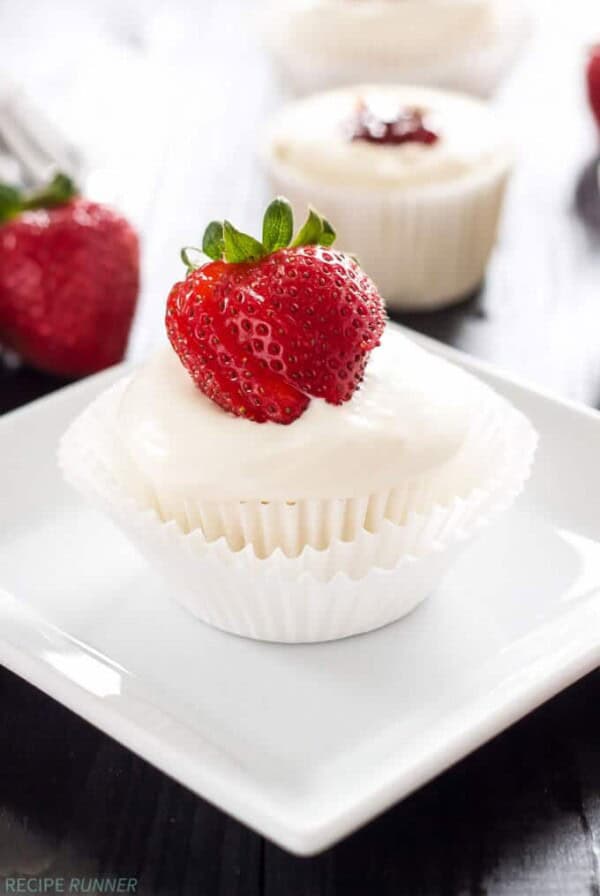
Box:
[1, 1, 599, 893]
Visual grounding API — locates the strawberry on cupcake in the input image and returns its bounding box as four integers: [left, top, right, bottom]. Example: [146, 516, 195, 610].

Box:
[166, 198, 385, 424]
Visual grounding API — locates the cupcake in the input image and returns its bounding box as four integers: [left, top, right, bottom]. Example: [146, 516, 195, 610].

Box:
[258, 0, 530, 97]
[264, 85, 512, 310]
[60, 199, 536, 643]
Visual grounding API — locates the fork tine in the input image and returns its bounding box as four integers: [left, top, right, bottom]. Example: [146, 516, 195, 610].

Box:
[11, 89, 82, 175]
[0, 109, 55, 186]
[0, 84, 83, 186]
[0, 135, 21, 182]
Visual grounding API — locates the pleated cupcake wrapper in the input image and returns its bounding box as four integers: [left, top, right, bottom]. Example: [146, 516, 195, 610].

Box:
[118, 393, 522, 562]
[265, 153, 510, 311]
[263, 0, 530, 98]
[59, 378, 537, 642]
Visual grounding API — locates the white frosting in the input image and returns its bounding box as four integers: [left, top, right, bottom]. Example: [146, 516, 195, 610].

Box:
[117, 329, 489, 502]
[262, 0, 495, 66]
[267, 85, 509, 189]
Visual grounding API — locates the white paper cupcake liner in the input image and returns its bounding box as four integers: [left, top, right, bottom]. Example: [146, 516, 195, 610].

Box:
[113, 379, 521, 559]
[58, 376, 536, 642]
[265, 152, 511, 311]
[261, 1, 530, 99]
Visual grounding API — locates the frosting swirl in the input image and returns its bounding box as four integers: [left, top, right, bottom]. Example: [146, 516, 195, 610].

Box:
[117, 329, 489, 502]
[267, 85, 510, 190]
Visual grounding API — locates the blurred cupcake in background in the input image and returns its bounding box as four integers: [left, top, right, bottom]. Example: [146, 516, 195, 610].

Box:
[259, 0, 530, 98]
[263, 85, 512, 311]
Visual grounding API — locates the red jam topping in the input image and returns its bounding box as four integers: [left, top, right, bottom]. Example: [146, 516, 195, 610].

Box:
[349, 102, 439, 146]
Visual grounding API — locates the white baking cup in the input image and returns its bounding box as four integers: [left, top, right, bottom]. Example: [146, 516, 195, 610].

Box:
[59, 379, 536, 643]
[260, 1, 530, 99]
[264, 151, 511, 312]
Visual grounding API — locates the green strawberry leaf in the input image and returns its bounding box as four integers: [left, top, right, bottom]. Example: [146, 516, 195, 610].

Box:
[262, 197, 293, 252]
[181, 198, 338, 270]
[22, 172, 78, 210]
[291, 207, 324, 248]
[223, 221, 267, 264]
[202, 221, 225, 261]
[0, 185, 23, 223]
[321, 217, 336, 247]
[0, 172, 79, 225]
[180, 246, 205, 272]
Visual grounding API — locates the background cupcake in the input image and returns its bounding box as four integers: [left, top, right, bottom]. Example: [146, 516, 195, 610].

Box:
[264, 85, 512, 311]
[259, 0, 530, 97]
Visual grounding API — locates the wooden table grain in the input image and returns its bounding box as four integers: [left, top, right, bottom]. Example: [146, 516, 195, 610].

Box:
[1, 1, 599, 893]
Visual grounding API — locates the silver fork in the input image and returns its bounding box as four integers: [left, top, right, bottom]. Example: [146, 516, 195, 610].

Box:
[0, 76, 83, 188]
[0, 78, 86, 371]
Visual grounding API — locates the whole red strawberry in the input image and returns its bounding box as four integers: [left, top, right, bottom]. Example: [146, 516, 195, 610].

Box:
[0, 173, 139, 377]
[587, 44, 600, 128]
[166, 198, 386, 424]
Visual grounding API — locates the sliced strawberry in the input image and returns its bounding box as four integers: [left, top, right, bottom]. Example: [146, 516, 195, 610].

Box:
[167, 262, 309, 423]
[166, 199, 386, 424]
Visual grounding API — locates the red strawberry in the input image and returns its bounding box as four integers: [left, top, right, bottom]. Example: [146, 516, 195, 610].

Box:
[166, 198, 386, 424]
[587, 44, 600, 128]
[0, 173, 139, 377]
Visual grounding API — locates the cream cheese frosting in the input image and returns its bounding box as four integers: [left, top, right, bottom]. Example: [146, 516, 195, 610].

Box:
[267, 85, 510, 190]
[117, 328, 490, 503]
[262, 0, 494, 67]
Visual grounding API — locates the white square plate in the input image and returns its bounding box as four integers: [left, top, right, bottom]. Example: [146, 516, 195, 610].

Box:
[1, 327, 599, 856]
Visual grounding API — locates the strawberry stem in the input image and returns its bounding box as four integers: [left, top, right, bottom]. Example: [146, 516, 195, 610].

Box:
[21, 173, 78, 211]
[0, 172, 78, 224]
[0, 185, 23, 223]
[182, 198, 337, 270]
